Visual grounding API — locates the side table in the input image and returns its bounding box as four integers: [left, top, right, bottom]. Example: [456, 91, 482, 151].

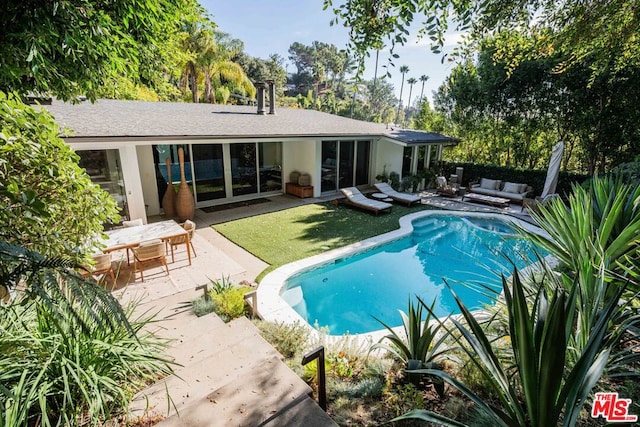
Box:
[370, 192, 393, 202]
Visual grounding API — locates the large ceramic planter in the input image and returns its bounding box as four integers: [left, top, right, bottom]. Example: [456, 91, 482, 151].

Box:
[175, 147, 195, 221]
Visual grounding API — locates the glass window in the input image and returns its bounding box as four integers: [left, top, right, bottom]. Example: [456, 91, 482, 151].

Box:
[259, 142, 282, 192]
[402, 146, 413, 176]
[154, 144, 192, 201]
[77, 149, 128, 221]
[355, 141, 370, 186]
[230, 143, 257, 196]
[192, 144, 225, 201]
[321, 141, 338, 192]
[339, 140, 355, 188]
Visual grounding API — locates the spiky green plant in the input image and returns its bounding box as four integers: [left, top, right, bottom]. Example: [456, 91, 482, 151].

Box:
[0, 240, 132, 335]
[0, 290, 174, 426]
[524, 176, 640, 360]
[393, 270, 635, 427]
[370, 296, 451, 369]
[0, 240, 175, 426]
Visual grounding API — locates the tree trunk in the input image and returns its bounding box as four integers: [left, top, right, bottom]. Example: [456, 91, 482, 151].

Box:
[204, 68, 213, 103]
[189, 62, 198, 103]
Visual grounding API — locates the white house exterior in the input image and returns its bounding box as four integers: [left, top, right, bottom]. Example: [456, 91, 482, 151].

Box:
[43, 99, 459, 223]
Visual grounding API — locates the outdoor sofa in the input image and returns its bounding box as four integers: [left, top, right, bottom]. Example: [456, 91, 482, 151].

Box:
[469, 178, 533, 204]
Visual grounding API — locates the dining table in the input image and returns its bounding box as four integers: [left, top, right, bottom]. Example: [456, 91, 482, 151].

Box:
[101, 220, 190, 264]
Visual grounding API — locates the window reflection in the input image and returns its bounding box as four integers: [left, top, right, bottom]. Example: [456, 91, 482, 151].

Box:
[77, 149, 128, 221]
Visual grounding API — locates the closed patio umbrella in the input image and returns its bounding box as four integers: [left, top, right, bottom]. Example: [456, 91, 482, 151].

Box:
[541, 141, 564, 198]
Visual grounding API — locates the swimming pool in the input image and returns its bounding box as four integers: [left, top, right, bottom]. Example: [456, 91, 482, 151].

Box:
[257, 211, 547, 336]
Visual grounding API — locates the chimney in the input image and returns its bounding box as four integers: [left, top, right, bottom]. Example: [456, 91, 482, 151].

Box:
[266, 79, 276, 115]
[256, 82, 266, 115]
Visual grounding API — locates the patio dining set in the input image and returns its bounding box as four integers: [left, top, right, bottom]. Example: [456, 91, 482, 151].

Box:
[82, 219, 197, 284]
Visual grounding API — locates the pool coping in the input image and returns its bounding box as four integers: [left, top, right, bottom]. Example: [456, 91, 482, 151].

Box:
[256, 210, 552, 343]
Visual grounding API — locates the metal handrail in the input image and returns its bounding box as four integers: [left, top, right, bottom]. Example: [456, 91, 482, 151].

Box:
[301, 346, 327, 411]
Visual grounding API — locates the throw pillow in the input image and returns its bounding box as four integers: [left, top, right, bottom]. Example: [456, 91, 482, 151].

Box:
[480, 178, 498, 189]
[503, 182, 523, 194]
[519, 183, 528, 193]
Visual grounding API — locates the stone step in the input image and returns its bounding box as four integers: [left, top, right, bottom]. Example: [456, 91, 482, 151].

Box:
[163, 315, 267, 367]
[129, 317, 284, 419]
[157, 355, 335, 427]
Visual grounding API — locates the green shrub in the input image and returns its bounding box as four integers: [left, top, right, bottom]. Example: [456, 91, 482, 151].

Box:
[210, 286, 251, 322]
[254, 320, 310, 359]
[330, 376, 386, 399]
[0, 293, 173, 426]
[190, 276, 253, 322]
[191, 297, 217, 317]
[210, 275, 234, 294]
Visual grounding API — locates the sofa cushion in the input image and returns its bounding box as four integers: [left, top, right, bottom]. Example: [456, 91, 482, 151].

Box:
[480, 178, 500, 190]
[503, 182, 524, 194]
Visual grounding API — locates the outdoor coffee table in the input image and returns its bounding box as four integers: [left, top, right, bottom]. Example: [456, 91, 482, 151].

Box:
[462, 192, 510, 208]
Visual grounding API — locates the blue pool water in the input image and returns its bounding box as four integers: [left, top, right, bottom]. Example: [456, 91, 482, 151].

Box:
[280, 215, 542, 335]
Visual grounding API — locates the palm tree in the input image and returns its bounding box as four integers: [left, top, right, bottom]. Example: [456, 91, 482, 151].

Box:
[179, 20, 216, 103]
[395, 65, 409, 125]
[405, 77, 417, 125]
[419, 75, 429, 104]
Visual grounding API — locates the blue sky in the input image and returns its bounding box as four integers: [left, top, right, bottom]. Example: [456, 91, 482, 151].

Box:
[201, 0, 461, 104]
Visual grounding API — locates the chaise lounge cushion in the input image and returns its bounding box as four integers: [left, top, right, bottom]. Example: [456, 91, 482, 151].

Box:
[340, 187, 392, 214]
[373, 182, 421, 206]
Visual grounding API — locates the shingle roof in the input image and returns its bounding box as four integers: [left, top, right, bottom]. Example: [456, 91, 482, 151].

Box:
[42, 99, 459, 145]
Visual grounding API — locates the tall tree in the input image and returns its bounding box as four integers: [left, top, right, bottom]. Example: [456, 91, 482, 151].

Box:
[179, 18, 216, 103]
[405, 77, 417, 124]
[0, 0, 198, 101]
[418, 75, 429, 104]
[395, 65, 409, 124]
[324, 0, 640, 85]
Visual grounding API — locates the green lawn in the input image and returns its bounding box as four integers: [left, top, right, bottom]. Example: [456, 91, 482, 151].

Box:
[213, 201, 434, 281]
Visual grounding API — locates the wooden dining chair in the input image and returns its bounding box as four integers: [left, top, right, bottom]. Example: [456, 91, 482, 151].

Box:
[81, 253, 115, 284]
[132, 239, 169, 282]
[165, 219, 197, 265]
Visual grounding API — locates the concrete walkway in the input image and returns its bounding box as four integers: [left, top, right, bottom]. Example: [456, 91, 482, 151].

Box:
[107, 196, 337, 426]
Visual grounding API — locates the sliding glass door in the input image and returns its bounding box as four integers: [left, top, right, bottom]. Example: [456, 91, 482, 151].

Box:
[192, 144, 225, 201]
[230, 143, 258, 196]
[321, 140, 370, 192]
[153, 142, 282, 206]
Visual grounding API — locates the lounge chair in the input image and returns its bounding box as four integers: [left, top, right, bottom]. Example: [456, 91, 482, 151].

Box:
[340, 187, 392, 215]
[373, 182, 421, 206]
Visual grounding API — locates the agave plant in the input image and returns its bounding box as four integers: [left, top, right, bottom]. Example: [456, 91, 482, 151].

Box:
[370, 296, 451, 369]
[394, 269, 633, 427]
[524, 175, 640, 360]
